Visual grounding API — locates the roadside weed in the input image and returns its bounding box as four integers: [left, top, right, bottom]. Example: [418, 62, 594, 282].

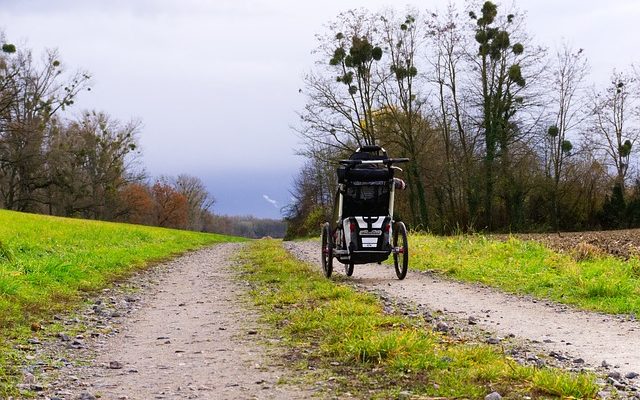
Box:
[532, 368, 599, 398]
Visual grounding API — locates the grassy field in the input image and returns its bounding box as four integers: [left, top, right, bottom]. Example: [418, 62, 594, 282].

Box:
[240, 239, 598, 399]
[410, 233, 640, 315]
[0, 209, 243, 396]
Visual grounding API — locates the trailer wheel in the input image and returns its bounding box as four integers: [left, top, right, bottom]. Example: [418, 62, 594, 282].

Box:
[345, 262, 354, 277]
[321, 223, 333, 278]
[393, 222, 408, 280]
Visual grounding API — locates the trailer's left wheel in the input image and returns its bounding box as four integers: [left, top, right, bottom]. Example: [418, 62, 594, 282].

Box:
[321, 223, 333, 278]
[393, 222, 408, 280]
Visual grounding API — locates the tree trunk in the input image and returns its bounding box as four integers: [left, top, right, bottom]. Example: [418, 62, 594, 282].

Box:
[409, 162, 429, 230]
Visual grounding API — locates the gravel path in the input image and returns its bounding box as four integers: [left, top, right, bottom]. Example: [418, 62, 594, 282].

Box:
[285, 240, 640, 378]
[41, 243, 312, 400]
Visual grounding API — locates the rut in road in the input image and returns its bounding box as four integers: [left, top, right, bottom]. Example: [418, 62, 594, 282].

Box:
[47, 243, 311, 400]
[285, 240, 640, 375]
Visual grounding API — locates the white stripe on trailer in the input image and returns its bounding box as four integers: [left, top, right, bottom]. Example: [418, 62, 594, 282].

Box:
[343, 219, 352, 245]
[362, 237, 377, 248]
[389, 182, 395, 218]
[336, 189, 343, 225]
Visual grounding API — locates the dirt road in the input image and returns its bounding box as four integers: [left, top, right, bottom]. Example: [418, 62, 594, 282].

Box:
[34, 238, 640, 399]
[285, 241, 640, 378]
[42, 243, 311, 400]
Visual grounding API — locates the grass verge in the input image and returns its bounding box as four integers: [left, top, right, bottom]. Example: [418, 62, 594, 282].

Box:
[410, 233, 640, 315]
[240, 239, 598, 399]
[0, 209, 244, 397]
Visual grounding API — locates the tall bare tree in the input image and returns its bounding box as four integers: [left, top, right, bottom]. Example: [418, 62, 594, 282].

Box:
[426, 4, 483, 230]
[469, 1, 533, 229]
[589, 70, 639, 193]
[378, 9, 430, 229]
[545, 44, 589, 230]
[298, 9, 384, 150]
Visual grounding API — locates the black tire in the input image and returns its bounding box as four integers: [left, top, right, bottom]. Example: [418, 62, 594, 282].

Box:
[321, 223, 333, 278]
[345, 262, 354, 277]
[393, 222, 408, 280]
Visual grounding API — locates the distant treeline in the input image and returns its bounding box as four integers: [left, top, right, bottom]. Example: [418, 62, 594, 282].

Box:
[205, 215, 286, 238]
[0, 34, 285, 238]
[287, 2, 640, 237]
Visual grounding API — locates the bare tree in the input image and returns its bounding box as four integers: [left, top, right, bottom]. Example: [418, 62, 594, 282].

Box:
[0, 46, 90, 211]
[468, 1, 544, 229]
[283, 152, 337, 239]
[545, 43, 589, 230]
[46, 111, 140, 219]
[426, 4, 483, 230]
[298, 9, 384, 150]
[173, 174, 215, 231]
[378, 9, 430, 229]
[589, 70, 639, 193]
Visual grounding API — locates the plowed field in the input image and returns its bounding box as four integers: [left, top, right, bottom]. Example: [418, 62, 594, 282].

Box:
[498, 229, 640, 259]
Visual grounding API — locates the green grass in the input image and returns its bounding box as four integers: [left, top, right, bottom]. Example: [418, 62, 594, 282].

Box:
[240, 239, 598, 399]
[0, 209, 244, 397]
[410, 233, 640, 315]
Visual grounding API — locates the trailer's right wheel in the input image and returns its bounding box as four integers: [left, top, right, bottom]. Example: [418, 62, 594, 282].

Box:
[321, 223, 333, 278]
[345, 262, 354, 277]
[393, 222, 408, 280]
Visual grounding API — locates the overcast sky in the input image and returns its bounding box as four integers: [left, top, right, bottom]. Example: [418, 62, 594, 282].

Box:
[1, 0, 638, 218]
